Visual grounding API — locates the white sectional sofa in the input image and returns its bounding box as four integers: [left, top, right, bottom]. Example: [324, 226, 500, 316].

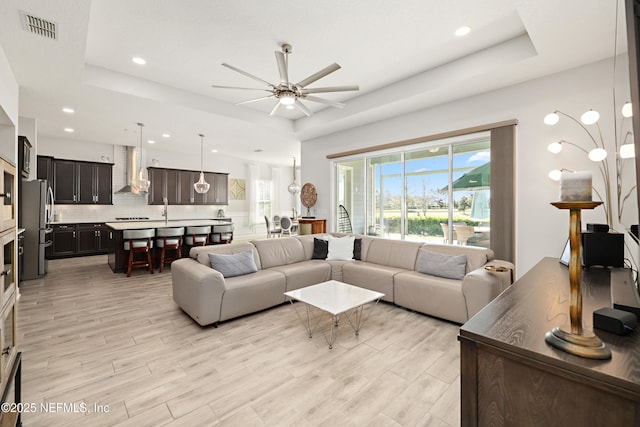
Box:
[171, 234, 513, 326]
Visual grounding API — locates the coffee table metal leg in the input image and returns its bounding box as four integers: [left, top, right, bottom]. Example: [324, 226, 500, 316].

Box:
[344, 298, 380, 337]
[288, 299, 322, 339]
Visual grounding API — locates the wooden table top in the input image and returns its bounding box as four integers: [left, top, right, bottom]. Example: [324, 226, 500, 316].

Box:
[459, 257, 640, 396]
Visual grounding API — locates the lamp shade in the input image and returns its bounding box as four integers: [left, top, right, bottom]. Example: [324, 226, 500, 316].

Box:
[548, 169, 562, 181]
[588, 147, 607, 161]
[548, 142, 563, 154]
[194, 134, 210, 193]
[544, 112, 560, 125]
[581, 110, 600, 125]
[620, 143, 635, 159]
[194, 171, 210, 194]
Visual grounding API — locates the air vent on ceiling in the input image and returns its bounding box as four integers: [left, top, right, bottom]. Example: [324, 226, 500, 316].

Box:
[21, 12, 57, 39]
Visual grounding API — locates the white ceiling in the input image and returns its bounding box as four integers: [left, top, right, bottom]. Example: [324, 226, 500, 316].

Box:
[0, 0, 624, 166]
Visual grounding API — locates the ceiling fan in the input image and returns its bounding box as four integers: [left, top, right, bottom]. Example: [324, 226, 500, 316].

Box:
[211, 43, 359, 116]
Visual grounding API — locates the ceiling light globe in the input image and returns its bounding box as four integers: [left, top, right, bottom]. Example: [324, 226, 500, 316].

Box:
[548, 170, 562, 181]
[544, 113, 559, 125]
[581, 110, 600, 125]
[620, 143, 635, 159]
[588, 147, 607, 161]
[547, 142, 563, 154]
[279, 94, 295, 106]
[622, 102, 633, 118]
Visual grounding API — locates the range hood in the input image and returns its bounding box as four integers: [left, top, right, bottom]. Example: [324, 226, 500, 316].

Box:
[115, 146, 140, 194]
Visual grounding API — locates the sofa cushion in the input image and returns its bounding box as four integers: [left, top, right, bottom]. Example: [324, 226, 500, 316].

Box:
[342, 261, 404, 302]
[327, 235, 355, 260]
[251, 237, 306, 268]
[208, 250, 258, 278]
[394, 270, 468, 324]
[364, 238, 423, 270]
[312, 238, 329, 259]
[190, 243, 262, 270]
[270, 260, 331, 291]
[420, 244, 493, 272]
[416, 248, 467, 280]
[219, 270, 287, 322]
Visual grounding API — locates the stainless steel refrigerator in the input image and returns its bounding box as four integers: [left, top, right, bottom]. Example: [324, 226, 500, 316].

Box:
[22, 180, 53, 280]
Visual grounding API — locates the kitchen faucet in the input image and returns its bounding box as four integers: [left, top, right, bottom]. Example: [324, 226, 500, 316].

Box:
[162, 197, 168, 224]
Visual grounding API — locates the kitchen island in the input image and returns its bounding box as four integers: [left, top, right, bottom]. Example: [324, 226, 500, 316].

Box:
[106, 219, 232, 273]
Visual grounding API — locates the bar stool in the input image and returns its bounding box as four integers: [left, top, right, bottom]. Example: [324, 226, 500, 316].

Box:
[184, 225, 211, 255]
[211, 224, 234, 244]
[123, 229, 155, 277]
[156, 227, 184, 272]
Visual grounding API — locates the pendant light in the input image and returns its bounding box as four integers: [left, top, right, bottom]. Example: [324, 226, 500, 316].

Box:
[132, 122, 150, 193]
[288, 156, 300, 194]
[194, 133, 210, 194]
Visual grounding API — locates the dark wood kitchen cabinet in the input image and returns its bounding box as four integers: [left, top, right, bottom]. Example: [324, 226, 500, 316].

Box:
[179, 171, 195, 204]
[148, 167, 228, 205]
[53, 160, 76, 203]
[49, 223, 112, 259]
[18, 136, 31, 178]
[212, 173, 228, 205]
[50, 224, 76, 257]
[53, 159, 112, 204]
[77, 223, 112, 255]
[36, 155, 53, 184]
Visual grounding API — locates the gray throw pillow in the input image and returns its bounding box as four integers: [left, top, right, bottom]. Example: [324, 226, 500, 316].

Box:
[416, 248, 467, 280]
[208, 250, 258, 278]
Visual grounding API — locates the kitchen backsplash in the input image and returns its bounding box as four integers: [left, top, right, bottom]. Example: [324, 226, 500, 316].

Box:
[51, 193, 229, 223]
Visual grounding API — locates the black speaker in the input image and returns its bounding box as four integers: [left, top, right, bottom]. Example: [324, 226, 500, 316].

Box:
[582, 231, 624, 267]
[586, 223, 609, 233]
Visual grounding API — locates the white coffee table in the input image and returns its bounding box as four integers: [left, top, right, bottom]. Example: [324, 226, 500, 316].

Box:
[284, 280, 385, 349]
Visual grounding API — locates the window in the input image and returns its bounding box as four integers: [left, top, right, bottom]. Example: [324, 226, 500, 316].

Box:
[257, 180, 272, 220]
[334, 133, 491, 249]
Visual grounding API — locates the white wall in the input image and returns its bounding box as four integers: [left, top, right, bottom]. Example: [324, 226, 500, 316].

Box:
[301, 57, 637, 277]
[0, 42, 18, 163]
[37, 136, 300, 241]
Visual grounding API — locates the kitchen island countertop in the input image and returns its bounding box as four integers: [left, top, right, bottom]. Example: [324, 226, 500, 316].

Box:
[105, 219, 232, 230]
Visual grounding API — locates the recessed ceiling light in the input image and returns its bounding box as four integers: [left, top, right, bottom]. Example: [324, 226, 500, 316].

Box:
[132, 57, 146, 65]
[211, 149, 218, 153]
[162, 133, 170, 138]
[455, 26, 471, 37]
[62, 107, 74, 114]
[64, 128, 74, 133]
[147, 140, 156, 144]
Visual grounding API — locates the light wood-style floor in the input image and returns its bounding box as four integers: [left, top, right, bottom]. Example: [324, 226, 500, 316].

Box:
[17, 255, 462, 426]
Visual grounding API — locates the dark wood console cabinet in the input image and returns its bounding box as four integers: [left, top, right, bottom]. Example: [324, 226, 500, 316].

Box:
[459, 257, 640, 426]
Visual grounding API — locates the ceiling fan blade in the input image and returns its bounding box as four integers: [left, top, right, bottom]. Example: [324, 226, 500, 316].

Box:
[303, 95, 345, 108]
[269, 102, 281, 116]
[301, 85, 359, 94]
[211, 84, 272, 92]
[236, 95, 275, 105]
[222, 63, 276, 88]
[295, 99, 312, 116]
[296, 63, 341, 88]
[275, 51, 289, 85]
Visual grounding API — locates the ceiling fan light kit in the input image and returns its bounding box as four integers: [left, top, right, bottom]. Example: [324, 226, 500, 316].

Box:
[212, 43, 359, 116]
